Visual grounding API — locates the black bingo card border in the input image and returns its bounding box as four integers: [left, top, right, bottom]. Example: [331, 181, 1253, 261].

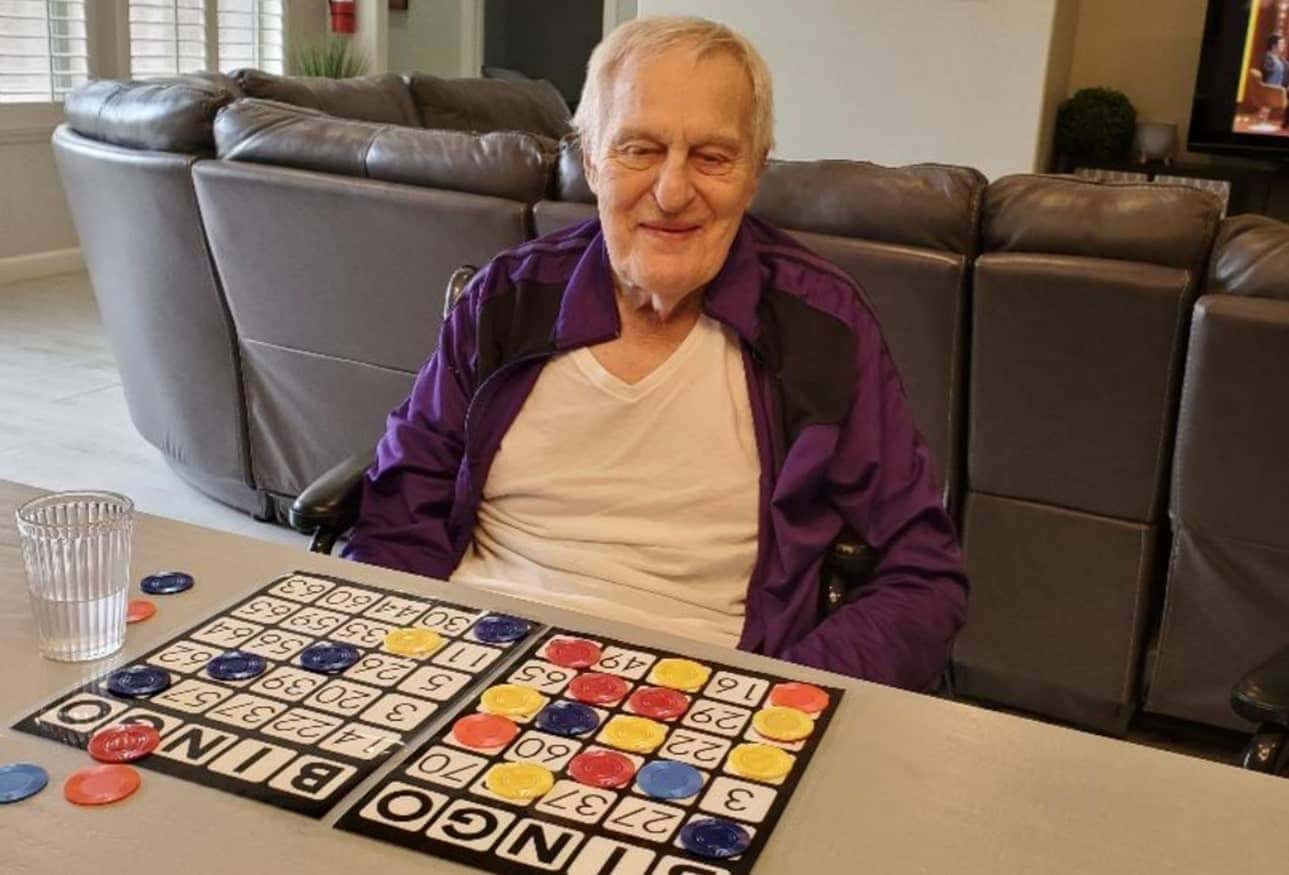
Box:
[336, 625, 845, 874]
[13, 570, 545, 817]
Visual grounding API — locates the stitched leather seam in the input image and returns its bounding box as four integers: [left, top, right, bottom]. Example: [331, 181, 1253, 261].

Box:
[241, 336, 418, 376]
[359, 124, 388, 178]
[1147, 520, 1187, 700]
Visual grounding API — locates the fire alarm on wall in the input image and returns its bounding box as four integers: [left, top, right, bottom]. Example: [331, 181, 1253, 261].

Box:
[329, 1, 355, 34]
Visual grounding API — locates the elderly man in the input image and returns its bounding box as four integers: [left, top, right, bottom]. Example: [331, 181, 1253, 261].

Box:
[344, 17, 966, 691]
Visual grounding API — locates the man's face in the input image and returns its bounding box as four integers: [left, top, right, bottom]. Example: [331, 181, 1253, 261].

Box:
[585, 46, 762, 317]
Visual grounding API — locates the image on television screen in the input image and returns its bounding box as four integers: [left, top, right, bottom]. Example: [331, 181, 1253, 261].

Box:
[1234, 2, 1289, 137]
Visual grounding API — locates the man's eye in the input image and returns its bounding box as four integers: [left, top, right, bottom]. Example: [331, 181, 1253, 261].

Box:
[695, 153, 733, 173]
[622, 145, 654, 157]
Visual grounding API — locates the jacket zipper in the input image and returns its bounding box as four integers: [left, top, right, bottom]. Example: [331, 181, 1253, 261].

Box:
[449, 350, 557, 558]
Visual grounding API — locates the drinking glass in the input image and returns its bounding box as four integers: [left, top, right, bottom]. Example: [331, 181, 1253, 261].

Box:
[15, 491, 134, 661]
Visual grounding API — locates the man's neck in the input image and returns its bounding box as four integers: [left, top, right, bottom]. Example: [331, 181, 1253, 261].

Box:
[586, 284, 704, 386]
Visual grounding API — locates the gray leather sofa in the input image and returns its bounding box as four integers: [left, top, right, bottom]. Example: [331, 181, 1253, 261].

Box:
[1144, 215, 1289, 732]
[954, 177, 1220, 733]
[58, 72, 1285, 742]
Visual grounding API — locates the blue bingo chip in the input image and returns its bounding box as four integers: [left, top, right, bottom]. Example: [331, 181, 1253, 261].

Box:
[299, 642, 360, 674]
[534, 700, 600, 737]
[472, 614, 531, 644]
[139, 571, 194, 595]
[206, 651, 267, 681]
[106, 665, 171, 698]
[636, 760, 704, 800]
[0, 763, 48, 804]
[679, 818, 752, 859]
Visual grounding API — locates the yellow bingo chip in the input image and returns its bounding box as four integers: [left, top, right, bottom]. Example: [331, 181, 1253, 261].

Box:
[752, 706, 809, 742]
[728, 742, 795, 782]
[480, 684, 546, 719]
[600, 715, 667, 753]
[752, 706, 814, 742]
[383, 627, 444, 658]
[485, 762, 554, 800]
[647, 658, 711, 692]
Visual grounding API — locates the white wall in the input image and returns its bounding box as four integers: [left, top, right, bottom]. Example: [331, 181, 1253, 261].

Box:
[639, 0, 1068, 179]
[0, 104, 78, 264]
[388, 0, 466, 76]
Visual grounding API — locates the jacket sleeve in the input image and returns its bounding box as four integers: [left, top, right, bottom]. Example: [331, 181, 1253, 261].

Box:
[781, 309, 968, 691]
[340, 265, 491, 579]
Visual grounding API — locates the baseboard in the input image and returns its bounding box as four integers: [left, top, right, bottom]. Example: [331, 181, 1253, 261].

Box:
[0, 248, 83, 286]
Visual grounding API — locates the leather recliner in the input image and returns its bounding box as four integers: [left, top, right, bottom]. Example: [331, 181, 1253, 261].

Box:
[1145, 214, 1289, 731]
[953, 175, 1222, 733]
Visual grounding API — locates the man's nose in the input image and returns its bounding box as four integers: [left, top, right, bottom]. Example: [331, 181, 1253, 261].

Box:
[652, 150, 695, 214]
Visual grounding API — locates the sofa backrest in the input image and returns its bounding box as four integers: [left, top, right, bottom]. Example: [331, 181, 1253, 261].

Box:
[197, 103, 543, 496]
[537, 139, 984, 506]
[969, 175, 1219, 521]
[955, 174, 1222, 733]
[1145, 214, 1289, 730]
[63, 74, 241, 154]
[753, 159, 984, 508]
[407, 74, 572, 138]
[232, 69, 420, 127]
[52, 125, 259, 513]
[215, 98, 557, 203]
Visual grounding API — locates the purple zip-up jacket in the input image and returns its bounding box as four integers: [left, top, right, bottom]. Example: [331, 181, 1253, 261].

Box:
[344, 215, 967, 691]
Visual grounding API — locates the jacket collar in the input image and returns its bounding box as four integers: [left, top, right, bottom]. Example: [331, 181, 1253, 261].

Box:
[551, 217, 766, 353]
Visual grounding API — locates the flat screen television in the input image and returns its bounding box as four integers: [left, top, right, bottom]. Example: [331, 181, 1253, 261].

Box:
[1189, 0, 1289, 160]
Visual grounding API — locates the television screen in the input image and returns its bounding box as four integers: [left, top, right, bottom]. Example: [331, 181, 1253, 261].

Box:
[1189, 0, 1289, 159]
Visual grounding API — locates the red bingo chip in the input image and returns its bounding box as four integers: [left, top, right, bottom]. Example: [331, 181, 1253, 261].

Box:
[768, 682, 830, 715]
[568, 672, 630, 705]
[568, 749, 636, 789]
[125, 599, 156, 624]
[626, 686, 690, 721]
[88, 724, 161, 763]
[544, 638, 603, 669]
[452, 713, 519, 750]
[64, 764, 141, 806]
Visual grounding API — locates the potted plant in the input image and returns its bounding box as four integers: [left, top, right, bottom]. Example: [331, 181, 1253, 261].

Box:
[291, 38, 369, 79]
[1054, 87, 1137, 169]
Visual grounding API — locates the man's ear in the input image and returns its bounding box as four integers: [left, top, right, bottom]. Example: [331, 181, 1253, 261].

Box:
[742, 155, 768, 210]
[581, 140, 599, 196]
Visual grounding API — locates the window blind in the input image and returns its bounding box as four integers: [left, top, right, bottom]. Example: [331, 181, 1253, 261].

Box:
[217, 0, 282, 74]
[0, 0, 88, 103]
[128, 0, 208, 78]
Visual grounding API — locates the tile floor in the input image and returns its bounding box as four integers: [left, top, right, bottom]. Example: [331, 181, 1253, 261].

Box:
[0, 270, 305, 547]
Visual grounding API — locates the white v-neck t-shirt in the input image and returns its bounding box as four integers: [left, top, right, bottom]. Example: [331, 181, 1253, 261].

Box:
[450, 313, 760, 647]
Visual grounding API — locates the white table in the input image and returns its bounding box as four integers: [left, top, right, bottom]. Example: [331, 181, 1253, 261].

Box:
[2, 481, 1285, 873]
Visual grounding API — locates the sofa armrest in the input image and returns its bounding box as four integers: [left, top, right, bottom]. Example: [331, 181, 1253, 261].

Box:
[819, 530, 880, 617]
[1232, 644, 1289, 727]
[288, 450, 374, 553]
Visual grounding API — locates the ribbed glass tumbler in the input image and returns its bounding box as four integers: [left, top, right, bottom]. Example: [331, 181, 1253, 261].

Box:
[15, 491, 134, 662]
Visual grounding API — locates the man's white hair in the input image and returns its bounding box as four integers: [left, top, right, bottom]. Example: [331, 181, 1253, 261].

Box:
[572, 16, 775, 164]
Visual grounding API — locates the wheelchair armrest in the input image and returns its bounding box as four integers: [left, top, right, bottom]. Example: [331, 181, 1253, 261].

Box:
[1232, 643, 1289, 727]
[819, 532, 880, 617]
[288, 451, 374, 552]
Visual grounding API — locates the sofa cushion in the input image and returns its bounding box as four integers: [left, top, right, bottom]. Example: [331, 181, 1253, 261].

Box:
[215, 99, 556, 203]
[232, 69, 419, 127]
[554, 136, 595, 203]
[753, 159, 986, 255]
[408, 74, 572, 138]
[984, 174, 1221, 272]
[64, 74, 240, 154]
[1206, 214, 1289, 300]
